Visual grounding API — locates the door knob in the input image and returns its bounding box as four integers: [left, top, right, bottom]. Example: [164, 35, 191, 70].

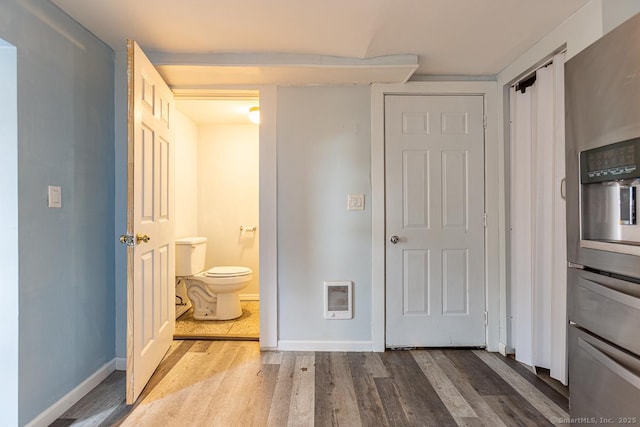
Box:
[136, 233, 151, 244]
[119, 233, 135, 247]
[389, 235, 400, 244]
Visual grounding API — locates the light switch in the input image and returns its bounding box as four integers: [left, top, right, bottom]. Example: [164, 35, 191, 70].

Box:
[347, 193, 364, 211]
[48, 185, 61, 208]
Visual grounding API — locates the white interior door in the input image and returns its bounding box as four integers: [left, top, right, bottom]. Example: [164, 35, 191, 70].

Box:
[125, 40, 175, 403]
[385, 95, 485, 347]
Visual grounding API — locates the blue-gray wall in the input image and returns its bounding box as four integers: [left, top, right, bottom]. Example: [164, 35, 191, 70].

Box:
[114, 51, 128, 361]
[0, 0, 115, 424]
[277, 86, 372, 342]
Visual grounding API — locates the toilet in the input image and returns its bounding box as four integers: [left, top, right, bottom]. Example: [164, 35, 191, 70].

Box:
[175, 236, 252, 320]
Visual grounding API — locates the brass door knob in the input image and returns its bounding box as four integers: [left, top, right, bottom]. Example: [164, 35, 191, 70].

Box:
[136, 233, 151, 244]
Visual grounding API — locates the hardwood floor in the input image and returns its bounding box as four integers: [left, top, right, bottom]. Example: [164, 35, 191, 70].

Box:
[51, 341, 568, 426]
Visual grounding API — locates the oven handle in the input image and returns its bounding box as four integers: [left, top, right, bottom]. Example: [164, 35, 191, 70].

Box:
[579, 337, 640, 388]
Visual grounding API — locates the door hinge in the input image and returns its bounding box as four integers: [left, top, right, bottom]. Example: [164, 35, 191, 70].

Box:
[483, 212, 487, 228]
[484, 311, 488, 326]
[483, 115, 487, 128]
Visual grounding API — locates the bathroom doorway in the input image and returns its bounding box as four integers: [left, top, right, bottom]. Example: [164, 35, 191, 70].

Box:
[173, 93, 260, 340]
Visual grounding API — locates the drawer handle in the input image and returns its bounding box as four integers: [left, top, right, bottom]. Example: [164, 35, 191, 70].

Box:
[578, 337, 640, 389]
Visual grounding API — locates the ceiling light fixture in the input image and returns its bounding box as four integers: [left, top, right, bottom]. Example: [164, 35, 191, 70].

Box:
[248, 106, 260, 124]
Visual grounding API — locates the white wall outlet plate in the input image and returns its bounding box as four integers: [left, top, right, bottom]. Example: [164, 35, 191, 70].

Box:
[347, 193, 364, 211]
[48, 185, 61, 208]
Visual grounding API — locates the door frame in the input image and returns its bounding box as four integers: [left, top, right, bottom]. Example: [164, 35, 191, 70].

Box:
[170, 87, 279, 350]
[164, 86, 279, 350]
[114, 50, 278, 359]
[0, 39, 19, 425]
[370, 81, 500, 352]
[256, 86, 278, 350]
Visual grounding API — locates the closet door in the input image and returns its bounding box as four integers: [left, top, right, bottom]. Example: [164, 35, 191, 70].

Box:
[510, 52, 567, 384]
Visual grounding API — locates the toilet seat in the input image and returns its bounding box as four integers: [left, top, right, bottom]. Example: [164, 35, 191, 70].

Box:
[204, 266, 252, 278]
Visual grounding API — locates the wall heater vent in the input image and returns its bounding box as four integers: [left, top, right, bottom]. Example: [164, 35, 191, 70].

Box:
[324, 281, 353, 319]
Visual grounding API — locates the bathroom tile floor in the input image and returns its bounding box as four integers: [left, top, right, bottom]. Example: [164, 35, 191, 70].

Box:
[173, 300, 259, 340]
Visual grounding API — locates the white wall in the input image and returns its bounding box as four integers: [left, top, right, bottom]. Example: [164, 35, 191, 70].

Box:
[0, 39, 19, 426]
[277, 86, 372, 348]
[603, 1, 640, 34]
[197, 123, 260, 297]
[175, 110, 199, 238]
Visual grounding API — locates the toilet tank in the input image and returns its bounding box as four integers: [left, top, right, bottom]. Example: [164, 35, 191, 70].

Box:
[175, 237, 207, 276]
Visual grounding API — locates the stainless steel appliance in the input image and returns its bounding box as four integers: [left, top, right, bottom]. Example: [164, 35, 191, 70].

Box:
[565, 12, 640, 424]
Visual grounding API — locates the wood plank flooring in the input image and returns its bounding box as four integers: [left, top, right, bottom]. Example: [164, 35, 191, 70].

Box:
[51, 341, 568, 427]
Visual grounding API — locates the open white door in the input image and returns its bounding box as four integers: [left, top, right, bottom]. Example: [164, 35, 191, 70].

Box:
[123, 40, 175, 404]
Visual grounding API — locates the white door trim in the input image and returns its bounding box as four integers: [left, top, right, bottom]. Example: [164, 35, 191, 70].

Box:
[257, 86, 278, 350]
[371, 81, 501, 352]
[0, 40, 19, 425]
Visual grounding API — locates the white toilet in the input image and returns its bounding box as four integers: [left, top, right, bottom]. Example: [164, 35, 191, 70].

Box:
[175, 236, 252, 320]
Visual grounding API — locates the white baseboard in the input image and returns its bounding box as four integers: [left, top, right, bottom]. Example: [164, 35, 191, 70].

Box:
[498, 341, 515, 356]
[277, 340, 374, 352]
[26, 359, 116, 427]
[240, 293, 260, 301]
[259, 345, 278, 351]
[115, 357, 126, 371]
[498, 342, 507, 356]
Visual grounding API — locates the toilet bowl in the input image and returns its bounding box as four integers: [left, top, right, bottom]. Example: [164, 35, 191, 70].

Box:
[175, 237, 252, 320]
[184, 266, 252, 320]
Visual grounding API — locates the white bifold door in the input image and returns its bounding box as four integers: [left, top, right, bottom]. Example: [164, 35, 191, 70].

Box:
[510, 52, 567, 385]
[385, 95, 486, 348]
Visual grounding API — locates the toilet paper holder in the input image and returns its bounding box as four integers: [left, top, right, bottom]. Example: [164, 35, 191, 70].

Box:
[240, 226, 257, 232]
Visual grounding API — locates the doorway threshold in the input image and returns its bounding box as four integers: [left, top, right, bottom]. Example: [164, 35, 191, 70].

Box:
[173, 334, 259, 341]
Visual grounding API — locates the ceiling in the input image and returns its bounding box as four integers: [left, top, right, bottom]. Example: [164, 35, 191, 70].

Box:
[50, 0, 590, 124]
[50, 0, 590, 85]
[175, 98, 259, 125]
